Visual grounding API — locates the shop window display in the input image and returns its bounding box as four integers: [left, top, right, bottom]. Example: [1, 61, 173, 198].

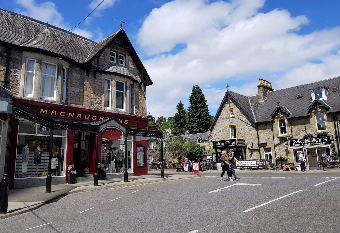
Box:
[102, 135, 133, 173]
[15, 119, 66, 178]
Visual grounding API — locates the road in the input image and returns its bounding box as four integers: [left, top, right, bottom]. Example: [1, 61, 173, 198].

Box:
[1, 171, 339, 233]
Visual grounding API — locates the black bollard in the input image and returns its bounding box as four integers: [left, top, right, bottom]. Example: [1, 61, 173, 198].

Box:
[0, 180, 8, 214]
[94, 173, 98, 186]
[46, 174, 52, 193]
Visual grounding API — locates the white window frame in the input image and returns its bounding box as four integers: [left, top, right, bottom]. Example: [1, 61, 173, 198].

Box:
[118, 54, 125, 66]
[110, 51, 116, 63]
[24, 59, 36, 97]
[104, 79, 112, 109]
[61, 68, 67, 103]
[315, 113, 327, 131]
[230, 125, 236, 139]
[116, 81, 125, 111]
[278, 119, 287, 136]
[40, 62, 57, 100]
[312, 88, 327, 101]
[264, 148, 272, 162]
[230, 108, 234, 117]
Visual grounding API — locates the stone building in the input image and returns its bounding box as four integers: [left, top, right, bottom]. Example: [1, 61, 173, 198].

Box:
[210, 77, 340, 170]
[0, 8, 158, 188]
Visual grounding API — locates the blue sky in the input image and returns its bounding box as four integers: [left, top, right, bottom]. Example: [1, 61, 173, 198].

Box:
[1, 0, 340, 118]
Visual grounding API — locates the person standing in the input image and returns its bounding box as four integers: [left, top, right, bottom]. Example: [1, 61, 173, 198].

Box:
[220, 150, 230, 181]
[298, 152, 305, 172]
[228, 150, 239, 180]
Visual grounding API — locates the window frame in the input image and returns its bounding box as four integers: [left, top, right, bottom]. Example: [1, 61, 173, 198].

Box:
[61, 68, 67, 104]
[118, 54, 125, 66]
[315, 113, 327, 131]
[230, 108, 234, 117]
[230, 125, 236, 139]
[104, 79, 112, 109]
[110, 51, 116, 63]
[312, 88, 327, 101]
[278, 119, 287, 136]
[24, 59, 36, 97]
[116, 81, 125, 111]
[40, 61, 57, 100]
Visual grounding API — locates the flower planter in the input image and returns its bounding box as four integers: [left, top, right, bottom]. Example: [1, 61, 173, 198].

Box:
[68, 173, 76, 184]
[98, 169, 106, 180]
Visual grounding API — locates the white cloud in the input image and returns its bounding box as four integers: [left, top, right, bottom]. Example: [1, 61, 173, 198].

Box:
[89, 0, 117, 16]
[15, 0, 95, 39]
[139, 0, 340, 118]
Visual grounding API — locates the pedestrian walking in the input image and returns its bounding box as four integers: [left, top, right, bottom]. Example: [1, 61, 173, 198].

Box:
[228, 150, 239, 180]
[220, 150, 231, 181]
[298, 151, 306, 171]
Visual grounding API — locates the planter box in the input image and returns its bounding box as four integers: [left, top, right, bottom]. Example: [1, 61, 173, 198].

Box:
[68, 173, 76, 184]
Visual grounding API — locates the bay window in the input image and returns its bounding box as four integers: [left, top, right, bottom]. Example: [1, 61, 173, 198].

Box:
[116, 81, 125, 110]
[24, 59, 36, 97]
[40, 62, 57, 100]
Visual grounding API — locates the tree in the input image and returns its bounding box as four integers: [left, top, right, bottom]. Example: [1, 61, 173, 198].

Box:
[187, 85, 212, 134]
[148, 116, 173, 138]
[185, 142, 205, 162]
[172, 101, 187, 136]
[165, 136, 187, 162]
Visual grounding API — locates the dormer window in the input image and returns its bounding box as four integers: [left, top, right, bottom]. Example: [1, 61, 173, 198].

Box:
[118, 54, 125, 66]
[312, 88, 327, 101]
[315, 113, 327, 131]
[230, 108, 234, 117]
[278, 119, 287, 135]
[110, 51, 116, 63]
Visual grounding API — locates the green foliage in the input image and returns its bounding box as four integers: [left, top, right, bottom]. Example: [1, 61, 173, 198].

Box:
[187, 85, 212, 134]
[276, 156, 288, 161]
[165, 136, 187, 161]
[148, 116, 173, 138]
[172, 101, 187, 136]
[185, 142, 205, 162]
[331, 150, 339, 161]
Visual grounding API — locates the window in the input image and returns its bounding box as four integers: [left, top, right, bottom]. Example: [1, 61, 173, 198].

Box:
[312, 89, 327, 101]
[278, 119, 287, 135]
[264, 148, 272, 162]
[230, 108, 234, 117]
[40, 62, 57, 100]
[230, 126, 236, 139]
[110, 51, 116, 63]
[104, 79, 111, 109]
[137, 146, 145, 167]
[315, 113, 327, 131]
[118, 54, 125, 66]
[116, 81, 125, 110]
[61, 68, 67, 103]
[24, 59, 36, 97]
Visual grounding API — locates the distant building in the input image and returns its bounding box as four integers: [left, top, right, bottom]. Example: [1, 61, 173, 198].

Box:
[210, 77, 340, 170]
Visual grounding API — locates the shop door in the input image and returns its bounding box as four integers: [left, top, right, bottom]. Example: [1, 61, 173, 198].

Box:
[73, 132, 90, 176]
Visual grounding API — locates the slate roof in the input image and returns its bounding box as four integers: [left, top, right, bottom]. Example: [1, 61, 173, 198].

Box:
[0, 8, 152, 85]
[183, 132, 211, 142]
[210, 76, 340, 130]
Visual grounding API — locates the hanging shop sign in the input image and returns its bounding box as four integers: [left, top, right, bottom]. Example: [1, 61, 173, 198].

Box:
[289, 136, 330, 147]
[102, 128, 122, 141]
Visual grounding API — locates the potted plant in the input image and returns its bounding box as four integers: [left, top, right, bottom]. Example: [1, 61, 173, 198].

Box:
[98, 163, 106, 180]
[68, 164, 77, 184]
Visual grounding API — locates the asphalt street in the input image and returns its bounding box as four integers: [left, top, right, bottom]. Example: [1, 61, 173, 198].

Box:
[0, 171, 339, 233]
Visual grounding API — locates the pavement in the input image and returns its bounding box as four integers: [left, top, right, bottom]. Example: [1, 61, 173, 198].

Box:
[1, 168, 340, 219]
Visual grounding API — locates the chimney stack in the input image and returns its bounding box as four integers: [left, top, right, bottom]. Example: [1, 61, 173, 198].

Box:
[258, 78, 273, 101]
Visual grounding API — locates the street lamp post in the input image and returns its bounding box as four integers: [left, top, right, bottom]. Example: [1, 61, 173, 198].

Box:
[124, 134, 129, 182]
[160, 137, 164, 179]
[0, 101, 13, 214]
[94, 134, 99, 186]
[46, 128, 54, 193]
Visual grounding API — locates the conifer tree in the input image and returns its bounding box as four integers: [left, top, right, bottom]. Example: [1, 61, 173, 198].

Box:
[172, 101, 187, 136]
[187, 85, 212, 134]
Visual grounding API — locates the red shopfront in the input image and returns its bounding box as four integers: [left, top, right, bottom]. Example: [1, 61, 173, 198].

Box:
[10, 97, 150, 186]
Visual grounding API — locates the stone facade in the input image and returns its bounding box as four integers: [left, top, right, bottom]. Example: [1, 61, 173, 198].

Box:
[210, 78, 340, 169]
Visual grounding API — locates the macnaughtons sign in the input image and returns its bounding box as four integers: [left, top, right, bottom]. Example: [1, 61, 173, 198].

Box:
[39, 108, 130, 125]
[289, 136, 330, 147]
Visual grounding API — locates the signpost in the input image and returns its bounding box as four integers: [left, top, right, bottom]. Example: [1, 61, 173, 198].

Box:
[192, 162, 199, 174]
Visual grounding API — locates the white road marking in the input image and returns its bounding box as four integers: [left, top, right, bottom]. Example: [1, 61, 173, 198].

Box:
[80, 207, 94, 213]
[188, 230, 199, 233]
[314, 178, 338, 186]
[243, 190, 303, 213]
[26, 222, 52, 231]
[209, 183, 261, 193]
[270, 177, 285, 179]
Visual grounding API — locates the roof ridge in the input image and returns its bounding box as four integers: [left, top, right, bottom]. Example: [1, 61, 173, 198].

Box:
[0, 7, 96, 43]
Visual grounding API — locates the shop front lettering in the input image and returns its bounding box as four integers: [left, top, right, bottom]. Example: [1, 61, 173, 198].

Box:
[290, 136, 330, 147]
[39, 108, 129, 125]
